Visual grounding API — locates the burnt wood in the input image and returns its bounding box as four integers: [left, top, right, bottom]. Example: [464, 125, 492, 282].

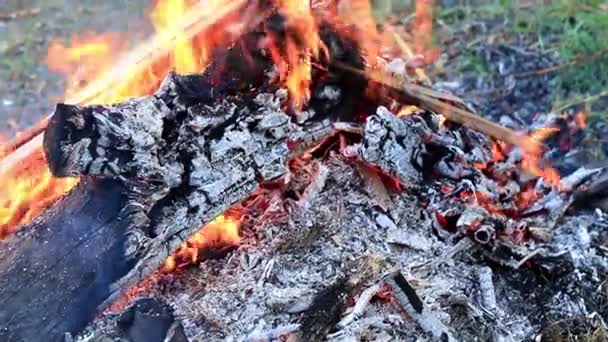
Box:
[0, 179, 130, 341]
[0, 71, 302, 341]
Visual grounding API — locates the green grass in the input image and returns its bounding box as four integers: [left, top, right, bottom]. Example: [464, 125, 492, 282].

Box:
[0, 25, 43, 79]
[520, 1, 608, 103]
[436, 0, 608, 112]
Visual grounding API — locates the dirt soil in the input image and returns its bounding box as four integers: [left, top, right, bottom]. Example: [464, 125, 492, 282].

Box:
[0, 0, 149, 140]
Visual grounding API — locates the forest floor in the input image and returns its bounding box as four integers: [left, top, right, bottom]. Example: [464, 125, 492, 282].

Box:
[0, 0, 148, 139]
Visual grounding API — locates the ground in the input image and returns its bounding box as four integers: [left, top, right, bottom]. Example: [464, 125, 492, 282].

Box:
[0, 0, 148, 139]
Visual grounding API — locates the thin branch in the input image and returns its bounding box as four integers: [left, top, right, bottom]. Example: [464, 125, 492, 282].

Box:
[332, 61, 542, 156]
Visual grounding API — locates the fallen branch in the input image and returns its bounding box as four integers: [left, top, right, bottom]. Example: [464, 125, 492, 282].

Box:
[0, 7, 40, 21]
[332, 61, 542, 156]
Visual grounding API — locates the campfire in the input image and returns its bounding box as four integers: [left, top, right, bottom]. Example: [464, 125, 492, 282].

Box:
[1, 1, 607, 341]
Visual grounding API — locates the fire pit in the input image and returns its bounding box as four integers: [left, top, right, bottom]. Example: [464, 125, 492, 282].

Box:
[1, 1, 607, 342]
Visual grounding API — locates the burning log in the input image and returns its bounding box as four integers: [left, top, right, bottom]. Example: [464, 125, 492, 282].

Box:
[0, 62, 301, 341]
[0, 18, 371, 338]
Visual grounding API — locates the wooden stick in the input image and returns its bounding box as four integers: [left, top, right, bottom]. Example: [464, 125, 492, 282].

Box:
[388, 29, 432, 85]
[332, 61, 542, 156]
[0, 0, 249, 175]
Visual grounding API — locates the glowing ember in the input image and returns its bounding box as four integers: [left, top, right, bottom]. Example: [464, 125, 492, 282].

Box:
[164, 215, 241, 272]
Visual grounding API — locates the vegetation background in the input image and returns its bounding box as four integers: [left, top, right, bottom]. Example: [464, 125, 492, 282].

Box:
[1, 0, 606, 136]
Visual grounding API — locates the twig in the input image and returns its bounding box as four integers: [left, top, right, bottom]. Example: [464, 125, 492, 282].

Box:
[553, 89, 608, 113]
[0, 119, 47, 160]
[514, 248, 544, 269]
[245, 323, 300, 342]
[387, 28, 432, 85]
[337, 283, 384, 328]
[514, 48, 608, 78]
[332, 61, 542, 156]
[386, 271, 459, 342]
[478, 267, 497, 312]
[413, 237, 474, 270]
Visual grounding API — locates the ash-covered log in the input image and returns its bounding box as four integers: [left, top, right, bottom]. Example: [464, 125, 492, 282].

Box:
[0, 71, 298, 342]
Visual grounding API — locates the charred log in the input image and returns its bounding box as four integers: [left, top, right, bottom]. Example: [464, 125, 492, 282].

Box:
[0, 179, 130, 342]
[2, 70, 300, 341]
[0, 21, 376, 340]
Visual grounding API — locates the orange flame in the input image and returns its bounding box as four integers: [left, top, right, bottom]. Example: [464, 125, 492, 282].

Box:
[164, 215, 241, 272]
[264, 0, 325, 109]
[521, 127, 561, 184]
[574, 111, 586, 129]
[0, 149, 78, 238]
[46, 33, 124, 100]
[1, 0, 246, 267]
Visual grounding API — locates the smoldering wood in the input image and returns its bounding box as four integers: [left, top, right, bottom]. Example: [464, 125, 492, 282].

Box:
[60, 108, 607, 341]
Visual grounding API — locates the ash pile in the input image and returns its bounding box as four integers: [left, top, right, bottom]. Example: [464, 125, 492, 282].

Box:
[58, 5, 608, 342]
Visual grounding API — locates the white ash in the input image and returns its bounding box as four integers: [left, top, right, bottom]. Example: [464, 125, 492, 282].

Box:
[77, 110, 608, 342]
[315, 85, 341, 101]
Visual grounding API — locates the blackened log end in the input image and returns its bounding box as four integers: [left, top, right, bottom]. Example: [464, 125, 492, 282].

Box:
[44, 103, 85, 177]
